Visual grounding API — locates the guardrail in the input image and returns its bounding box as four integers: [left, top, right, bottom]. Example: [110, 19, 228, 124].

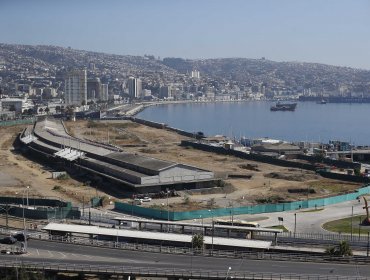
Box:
[0, 260, 367, 280]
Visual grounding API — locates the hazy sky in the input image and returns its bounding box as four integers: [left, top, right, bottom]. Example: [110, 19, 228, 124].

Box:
[1, 0, 370, 69]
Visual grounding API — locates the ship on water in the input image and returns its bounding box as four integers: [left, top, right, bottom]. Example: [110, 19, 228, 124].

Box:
[270, 102, 297, 111]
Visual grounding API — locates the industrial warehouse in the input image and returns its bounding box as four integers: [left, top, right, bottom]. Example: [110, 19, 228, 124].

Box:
[19, 117, 215, 193]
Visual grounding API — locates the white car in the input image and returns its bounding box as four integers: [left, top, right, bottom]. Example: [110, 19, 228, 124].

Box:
[142, 197, 152, 202]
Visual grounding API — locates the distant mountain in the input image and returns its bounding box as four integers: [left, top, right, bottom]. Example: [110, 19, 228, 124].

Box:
[1, 43, 369, 93]
[0, 43, 176, 75]
[162, 57, 370, 91]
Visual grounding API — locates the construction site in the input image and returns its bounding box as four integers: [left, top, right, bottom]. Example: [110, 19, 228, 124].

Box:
[0, 117, 364, 215]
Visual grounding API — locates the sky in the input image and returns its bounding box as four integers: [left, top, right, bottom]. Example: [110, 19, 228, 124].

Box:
[1, 0, 370, 69]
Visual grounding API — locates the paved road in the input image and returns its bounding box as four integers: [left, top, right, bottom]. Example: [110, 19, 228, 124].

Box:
[0, 239, 369, 278]
[193, 199, 367, 234]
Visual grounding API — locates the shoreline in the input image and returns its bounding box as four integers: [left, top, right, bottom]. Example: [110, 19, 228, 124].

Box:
[125, 99, 253, 116]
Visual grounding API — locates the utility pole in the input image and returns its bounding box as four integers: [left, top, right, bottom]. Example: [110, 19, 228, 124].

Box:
[294, 213, 297, 238]
[367, 232, 369, 257]
[351, 205, 354, 240]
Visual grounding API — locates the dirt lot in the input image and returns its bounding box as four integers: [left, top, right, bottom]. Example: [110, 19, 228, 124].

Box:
[0, 121, 362, 212]
[63, 120, 362, 210]
[0, 125, 108, 205]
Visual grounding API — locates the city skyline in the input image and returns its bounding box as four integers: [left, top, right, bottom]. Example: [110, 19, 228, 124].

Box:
[1, 0, 370, 69]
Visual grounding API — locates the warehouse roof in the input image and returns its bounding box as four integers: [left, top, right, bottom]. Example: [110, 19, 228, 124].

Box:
[106, 152, 177, 172]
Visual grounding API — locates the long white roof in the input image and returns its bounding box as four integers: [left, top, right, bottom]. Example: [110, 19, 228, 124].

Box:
[43, 223, 271, 249]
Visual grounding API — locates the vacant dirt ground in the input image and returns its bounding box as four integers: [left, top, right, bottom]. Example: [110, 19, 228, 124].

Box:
[63, 120, 362, 210]
[0, 125, 109, 206]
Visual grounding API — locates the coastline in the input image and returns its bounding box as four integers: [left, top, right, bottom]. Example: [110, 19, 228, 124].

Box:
[125, 99, 253, 116]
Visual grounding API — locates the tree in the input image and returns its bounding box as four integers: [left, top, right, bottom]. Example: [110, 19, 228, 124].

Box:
[44, 107, 50, 115]
[38, 108, 44, 114]
[326, 240, 353, 256]
[55, 106, 61, 114]
[192, 233, 204, 251]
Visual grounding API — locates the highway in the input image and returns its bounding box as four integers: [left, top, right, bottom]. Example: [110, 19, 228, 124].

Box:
[0, 239, 369, 278]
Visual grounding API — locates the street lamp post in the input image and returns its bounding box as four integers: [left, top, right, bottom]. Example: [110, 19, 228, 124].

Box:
[26, 186, 30, 208]
[166, 189, 170, 229]
[208, 209, 214, 255]
[351, 205, 354, 240]
[294, 213, 297, 238]
[22, 189, 28, 253]
[225, 267, 231, 280]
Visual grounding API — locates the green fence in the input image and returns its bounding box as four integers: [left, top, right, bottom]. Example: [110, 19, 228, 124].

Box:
[0, 196, 81, 220]
[115, 184, 370, 221]
[0, 118, 35, 127]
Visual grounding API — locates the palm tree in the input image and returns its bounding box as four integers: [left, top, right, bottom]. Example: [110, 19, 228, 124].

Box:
[326, 240, 353, 256]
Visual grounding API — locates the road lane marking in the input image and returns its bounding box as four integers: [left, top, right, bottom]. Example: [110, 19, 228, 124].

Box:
[47, 250, 53, 257]
[36, 249, 40, 256]
[57, 252, 67, 258]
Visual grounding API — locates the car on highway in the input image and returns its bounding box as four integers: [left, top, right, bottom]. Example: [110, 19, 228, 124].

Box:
[0, 236, 17, 244]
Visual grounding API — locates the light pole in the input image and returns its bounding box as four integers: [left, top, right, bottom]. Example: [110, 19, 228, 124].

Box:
[351, 205, 354, 240]
[167, 189, 170, 228]
[294, 213, 297, 238]
[22, 189, 28, 253]
[225, 267, 231, 280]
[208, 209, 214, 255]
[26, 186, 30, 208]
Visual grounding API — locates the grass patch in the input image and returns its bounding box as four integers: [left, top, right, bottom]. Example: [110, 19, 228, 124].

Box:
[267, 225, 289, 232]
[323, 215, 370, 234]
[301, 208, 325, 213]
[309, 180, 360, 194]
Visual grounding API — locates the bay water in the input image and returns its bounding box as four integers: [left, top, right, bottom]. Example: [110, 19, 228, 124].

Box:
[137, 101, 370, 145]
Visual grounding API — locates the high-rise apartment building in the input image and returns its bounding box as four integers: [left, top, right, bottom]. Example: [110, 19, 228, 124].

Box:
[191, 70, 200, 79]
[100, 83, 109, 101]
[65, 69, 87, 106]
[160, 85, 172, 98]
[87, 77, 101, 101]
[128, 77, 142, 99]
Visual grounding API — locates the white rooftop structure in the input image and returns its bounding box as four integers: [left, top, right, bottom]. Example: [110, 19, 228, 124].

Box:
[43, 223, 272, 250]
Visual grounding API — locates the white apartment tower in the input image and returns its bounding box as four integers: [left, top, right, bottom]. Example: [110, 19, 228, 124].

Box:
[191, 70, 200, 79]
[128, 77, 142, 99]
[65, 69, 87, 106]
[100, 83, 109, 101]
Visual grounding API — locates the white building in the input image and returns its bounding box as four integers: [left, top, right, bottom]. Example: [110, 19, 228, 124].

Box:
[65, 69, 87, 106]
[128, 77, 142, 99]
[191, 70, 200, 79]
[0, 98, 33, 114]
[100, 83, 109, 101]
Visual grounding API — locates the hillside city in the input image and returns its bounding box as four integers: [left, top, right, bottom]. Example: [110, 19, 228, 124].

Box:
[1, 43, 370, 120]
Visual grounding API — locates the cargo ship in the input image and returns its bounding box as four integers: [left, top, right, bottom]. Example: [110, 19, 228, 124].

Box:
[270, 102, 297, 111]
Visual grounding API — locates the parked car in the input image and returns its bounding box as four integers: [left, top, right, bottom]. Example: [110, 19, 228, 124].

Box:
[0, 236, 17, 244]
[142, 197, 152, 202]
[12, 232, 29, 242]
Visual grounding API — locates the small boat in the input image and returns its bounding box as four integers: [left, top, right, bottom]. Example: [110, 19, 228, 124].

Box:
[270, 102, 297, 111]
[317, 99, 327, 104]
